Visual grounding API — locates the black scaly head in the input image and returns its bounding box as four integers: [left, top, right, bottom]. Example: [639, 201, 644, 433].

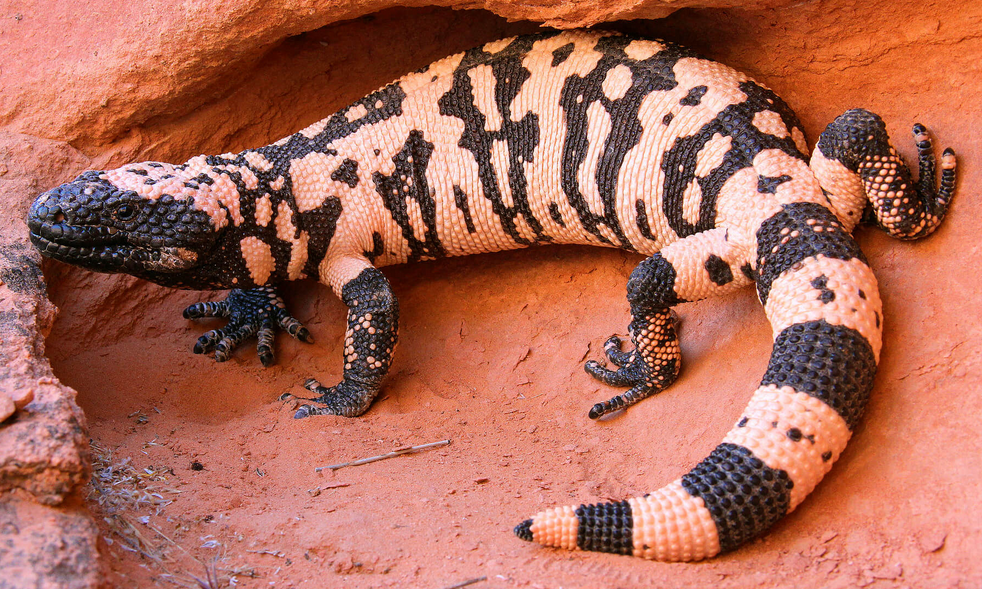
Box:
[27, 171, 220, 287]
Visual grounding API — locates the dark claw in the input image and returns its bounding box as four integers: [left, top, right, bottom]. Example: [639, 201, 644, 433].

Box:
[589, 383, 659, 420]
[183, 300, 230, 320]
[257, 345, 274, 367]
[193, 329, 222, 354]
[257, 319, 276, 366]
[589, 397, 627, 420]
[214, 339, 233, 362]
[295, 326, 314, 344]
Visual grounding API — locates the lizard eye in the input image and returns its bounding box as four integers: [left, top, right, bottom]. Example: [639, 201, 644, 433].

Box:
[114, 203, 137, 220]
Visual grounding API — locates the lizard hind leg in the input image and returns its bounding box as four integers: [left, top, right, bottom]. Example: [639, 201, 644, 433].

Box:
[585, 228, 751, 419]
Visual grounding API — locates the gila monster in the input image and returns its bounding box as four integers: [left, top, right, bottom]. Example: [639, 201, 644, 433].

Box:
[27, 31, 956, 561]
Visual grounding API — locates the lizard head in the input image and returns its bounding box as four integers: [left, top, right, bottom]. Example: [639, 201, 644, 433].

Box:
[27, 167, 221, 285]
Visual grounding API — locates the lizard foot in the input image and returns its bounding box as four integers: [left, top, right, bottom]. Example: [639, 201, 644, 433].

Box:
[585, 335, 646, 384]
[583, 310, 681, 419]
[585, 334, 673, 418]
[286, 378, 377, 418]
[183, 286, 312, 366]
[582, 363, 676, 420]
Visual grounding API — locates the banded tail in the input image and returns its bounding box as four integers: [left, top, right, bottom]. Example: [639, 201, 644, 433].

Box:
[515, 111, 955, 561]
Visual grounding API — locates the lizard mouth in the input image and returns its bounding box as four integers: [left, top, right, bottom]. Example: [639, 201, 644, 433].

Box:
[29, 223, 197, 273]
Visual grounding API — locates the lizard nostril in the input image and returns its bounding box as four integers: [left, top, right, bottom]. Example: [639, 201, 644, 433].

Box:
[53, 212, 65, 223]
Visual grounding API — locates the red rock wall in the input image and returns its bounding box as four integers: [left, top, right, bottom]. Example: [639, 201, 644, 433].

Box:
[1, 1, 980, 587]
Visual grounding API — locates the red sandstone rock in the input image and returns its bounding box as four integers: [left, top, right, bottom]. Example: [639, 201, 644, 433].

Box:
[0, 497, 102, 589]
[0, 0, 794, 148]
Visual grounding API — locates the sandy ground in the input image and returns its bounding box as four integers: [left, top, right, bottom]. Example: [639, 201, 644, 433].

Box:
[39, 2, 982, 588]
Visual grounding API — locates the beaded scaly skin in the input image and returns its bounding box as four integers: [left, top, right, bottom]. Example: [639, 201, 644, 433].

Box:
[26, 31, 956, 560]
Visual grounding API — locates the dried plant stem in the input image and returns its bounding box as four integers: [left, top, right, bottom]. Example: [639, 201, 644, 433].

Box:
[315, 439, 451, 472]
[442, 576, 487, 589]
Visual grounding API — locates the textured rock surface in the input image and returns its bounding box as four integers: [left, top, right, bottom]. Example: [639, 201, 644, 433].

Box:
[1, 0, 981, 587]
[0, 132, 95, 587]
[0, 497, 102, 589]
[0, 0, 797, 146]
[0, 241, 88, 503]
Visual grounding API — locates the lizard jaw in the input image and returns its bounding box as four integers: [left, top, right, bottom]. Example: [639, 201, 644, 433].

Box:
[29, 228, 199, 274]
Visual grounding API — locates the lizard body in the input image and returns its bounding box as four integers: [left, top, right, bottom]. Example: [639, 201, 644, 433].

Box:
[27, 31, 956, 561]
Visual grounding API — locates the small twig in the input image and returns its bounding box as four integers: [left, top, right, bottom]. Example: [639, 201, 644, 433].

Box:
[315, 439, 451, 472]
[247, 549, 285, 558]
[308, 482, 351, 496]
[442, 576, 487, 589]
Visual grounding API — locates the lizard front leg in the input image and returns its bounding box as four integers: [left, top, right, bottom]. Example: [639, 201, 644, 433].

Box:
[586, 228, 752, 418]
[292, 263, 399, 418]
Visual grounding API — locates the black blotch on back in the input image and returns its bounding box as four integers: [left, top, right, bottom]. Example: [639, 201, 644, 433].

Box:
[811, 274, 836, 303]
[705, 254, 733, 286]
[757, 174, 792, 194]
[548, 202, 566, 227]
[453, 186, 477, 234]
[373, 130, 446, 262]
[741, 263, 756, 281]
[679, 85, 708, 106]
[364, 231, 385, 263]
[557, 36, 700, 250]
[252, 83, 407, 181]
[331, 159, 360, 188]
[300, 196, 343, 280]
[634, 200, 657, 242]
[438, 33, 557, 247]
[661, 80, 807, 239]
[551, 43, 575, 67]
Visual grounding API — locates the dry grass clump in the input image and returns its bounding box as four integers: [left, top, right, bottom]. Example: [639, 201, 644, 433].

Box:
[88, 439, 180, 515]
[87, 440, 255, 588]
